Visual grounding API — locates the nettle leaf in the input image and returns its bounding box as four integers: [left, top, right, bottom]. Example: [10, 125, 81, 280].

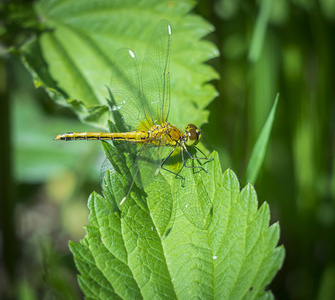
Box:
[70, 144, 285, 299]
[21, 0, 218, 129]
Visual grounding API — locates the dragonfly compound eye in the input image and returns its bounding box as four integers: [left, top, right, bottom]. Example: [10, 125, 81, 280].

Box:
[185, 124, 202, 146]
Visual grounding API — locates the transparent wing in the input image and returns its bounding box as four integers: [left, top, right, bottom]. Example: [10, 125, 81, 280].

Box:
[134, 140, 172, 188]
[141, 19, 172, 125]
[109, 20, 171, 131]
[175, 168, 213, 230]
[109, 49, 150, 131]
[101, 140, 175, 240]
[179, 176, 212, 230]
[100, 139, 167, 197]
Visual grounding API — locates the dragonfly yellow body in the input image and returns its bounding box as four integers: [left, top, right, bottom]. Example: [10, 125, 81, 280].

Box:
[54, 122, 201, 148]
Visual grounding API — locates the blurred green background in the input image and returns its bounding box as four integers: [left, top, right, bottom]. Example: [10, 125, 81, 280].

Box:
[1, 0, 335, 299]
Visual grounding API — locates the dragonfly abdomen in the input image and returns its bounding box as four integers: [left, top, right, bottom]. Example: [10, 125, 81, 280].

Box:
[54, 131, 149, 142]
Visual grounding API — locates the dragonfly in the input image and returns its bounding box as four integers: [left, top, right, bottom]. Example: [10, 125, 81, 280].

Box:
[55, 20, 212, 229]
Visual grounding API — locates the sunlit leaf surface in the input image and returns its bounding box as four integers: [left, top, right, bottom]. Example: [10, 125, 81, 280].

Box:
[21, 0, 218, 129]
[70, 149, 284, 299]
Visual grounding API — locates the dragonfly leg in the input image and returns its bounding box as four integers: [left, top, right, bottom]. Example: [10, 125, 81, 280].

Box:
[193, 146, 211, 160]
[160, 148, 185, 183]
[181, 146, 208, 173]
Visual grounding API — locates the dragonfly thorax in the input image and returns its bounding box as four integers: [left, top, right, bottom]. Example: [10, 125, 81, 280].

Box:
[148, 122, 184, 147]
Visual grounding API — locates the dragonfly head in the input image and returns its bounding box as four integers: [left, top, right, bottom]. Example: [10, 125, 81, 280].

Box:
[185, 124, 202, 147]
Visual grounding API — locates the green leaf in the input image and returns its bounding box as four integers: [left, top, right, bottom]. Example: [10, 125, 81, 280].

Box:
[69, 238, 117, 299]
[70, 144, 285, 299]
[244, 94, 279, 185]
[20, 0, 218, 129]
